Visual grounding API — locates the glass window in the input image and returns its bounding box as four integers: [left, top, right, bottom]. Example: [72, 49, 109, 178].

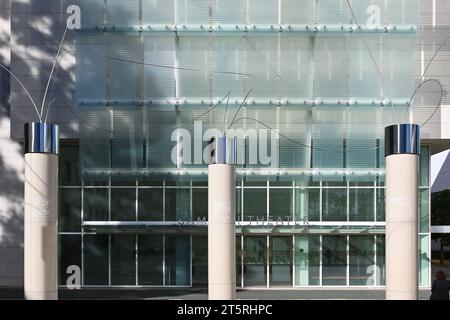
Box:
[192, 188, 208, 220]
[59, 188, 81, 232]
[236, 188, 242, 222]
[59, 145, 80, 186]
[322, 189, 347, 221]
[295, 188, 320, 222]
[165, 188, 190, 221]
[236, 236, 242, 287]
[111, 188, 136, 221]
[111, 234, 136, 285]
[84, 235, 109, 285]
[376, 188, 385, 221]
[349, 188, 374, 221]
[138, 235, 163, 285]
[419, 189, 430, 233]
[244, 236, 267, 287]
[244, 189, 267, 220]
[269, 237, 292, 287]
[84, 188, 109, 221]
[269, 189, 292, 219]
[165, 235, 190, 286]
[376, 236, 385, 286]
[59, 235, 81, 286]
[138, 189, 163, 221]
[420, 146, 429, 187]
[322, 235, 347, 285]
[111, 177, 136, 186]
[349, 236, 375, 286]
[420, 235, 430, 287]
[192, 236, 208, 287]
[295, 236, 320, 286]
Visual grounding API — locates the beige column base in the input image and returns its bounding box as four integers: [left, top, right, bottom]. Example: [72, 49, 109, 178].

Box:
[208, 164, 236, 300]
[385, 154, 418, 300]
[24, 153, 58, 300]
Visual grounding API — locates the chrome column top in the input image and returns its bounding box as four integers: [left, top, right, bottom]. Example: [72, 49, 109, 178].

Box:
[385, 124, 420, 157]
[212, 136, 237, 165]
[24, 122, 60, 155]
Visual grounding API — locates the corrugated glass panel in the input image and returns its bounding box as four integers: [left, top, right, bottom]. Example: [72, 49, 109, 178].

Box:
[383, 36, 415, 100]
[78, 0, 104, 29]
[246, 35, 279, 98]
[282, 0, 313, 25]
[142, 0, 175, 24]
[79, 107, 111, 172]
[176, 0, 210, 25]
[144, 35, 176, 99]
[111, 107, 144, 169]
[212, 36, 245, 97]
[76, 35, 107, 100]
[316, 0, 350, 25]
[211, 0, 245, 25]
[178, 37, 211, 98]
[248, 0, 278, 25]
[348, 35, 381, 99]
[314, 36, 348, 99]
[109, 35, 141, 100]
[106, 0, 140, 28]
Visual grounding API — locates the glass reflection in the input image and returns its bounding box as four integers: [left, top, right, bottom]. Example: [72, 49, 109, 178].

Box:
[349, 236, 374, 285]
[244, 236, 267, 287]
[322, 235, 347, 285]
[269, 237, 292, 286]
[165, 235, 190, 286]
[295, 236, 320, 286]
[322, 188, 347, 221]
[138, 235, 163, 285]
[111, 234, 135, 285]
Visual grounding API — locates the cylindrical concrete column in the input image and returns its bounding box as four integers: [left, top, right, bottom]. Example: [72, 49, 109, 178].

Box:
[24, 122, 59, 300]
[208, 137, 236, 300]
[385, 124, 420, 300]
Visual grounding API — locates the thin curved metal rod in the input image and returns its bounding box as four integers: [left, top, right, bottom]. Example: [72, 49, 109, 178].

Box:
[0, 62, 41, 121]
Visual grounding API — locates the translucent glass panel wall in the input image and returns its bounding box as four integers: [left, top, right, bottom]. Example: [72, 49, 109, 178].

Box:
[77, 0, 419, 27]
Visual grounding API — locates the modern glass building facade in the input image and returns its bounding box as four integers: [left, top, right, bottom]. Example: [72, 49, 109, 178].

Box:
[56, 0, 430, 288]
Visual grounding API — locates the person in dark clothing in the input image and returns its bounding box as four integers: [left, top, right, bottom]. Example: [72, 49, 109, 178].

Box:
[430, 270, 450, 300]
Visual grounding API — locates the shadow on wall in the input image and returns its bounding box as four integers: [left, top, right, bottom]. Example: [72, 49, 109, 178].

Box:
[0, 0, 24, 287]
[0, 0, 144, 287]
